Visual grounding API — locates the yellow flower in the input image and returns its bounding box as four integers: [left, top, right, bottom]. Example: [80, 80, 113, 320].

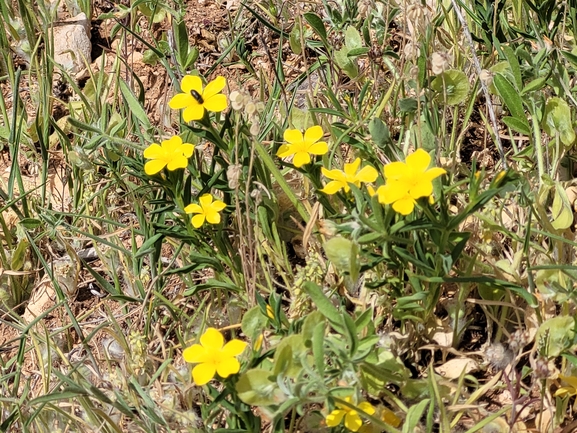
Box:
[277, 125, 329, 168]
[375, 148, 446, 215]
[266, 304, 275, 319]
[326, 396, 375, 432]
[555, 375, 577, 397]
[143, 136, 194, 175]
[169, 75, 228, 122]
[184, 194, 226, 228]
[321, 158, 378, 194]
[183, 327, 247, 386]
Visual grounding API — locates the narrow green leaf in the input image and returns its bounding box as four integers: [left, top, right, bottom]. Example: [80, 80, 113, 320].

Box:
[119, 79, 151, 130]
[521, 76, 547, 95]
[304, 12, 327, 45]
[312, 322, 325, 376]
[134, 233, 163, 259]
[302, 282, 344, 333]
[502, 45, 522, 89]
[502, 116, 531, 135]
[494, 74, 528, 127]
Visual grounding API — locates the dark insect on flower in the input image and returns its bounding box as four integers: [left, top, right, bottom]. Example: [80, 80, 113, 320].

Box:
[190, 89, 204, 104]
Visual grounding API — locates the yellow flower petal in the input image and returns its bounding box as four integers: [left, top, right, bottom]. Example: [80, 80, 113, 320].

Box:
[358, 402, 375, 415]
[381, 407, 401, 427]
[183, 103, 205, 122]
[203, 94, 228, 112]
[184, 203, 202, 214]
[424, 167, 447, 181]
[210, 199, 227, 212]
[560, 375, 577, 387]
[181, 143, 195, 158]
[200, 328, 224, 350]
[277, 144, 294, 158]
[410, 179, 434, 199]
[166, 155, 189, 171]
[293, 151, 311, 168]
[169, 93, 194, 110]
[326, 409, 346, 427]
[198, 194, 214, 208]
[383, 161, 407, 180]
[203, 76, 226, 99]
[143, 143, 163, 159]
[392, 196, 415, 215]
[164, 135, 182, 150]
[181, 75, 203, 93]
[183, 344, 209, 363]
[356, 166, 378, 183]
[304, 125, 324, 143]
[222, 339, 248, 357]
[191, 214, 206, 228]
[283, 129, 303, 144]
[376, 182, 407, 205]
[216, 357, 241, 378]
[321, 167, 344, 180]
[144, 159, 167, 175]
[321, 181, 345, 195]
[555, 386, 575, 397]
[205, 210, 221, 225]
[405, 148, 431, 173]
[254, 334, 264, 351]
[192, 362, 216, 385]
[344, 411, 363, 432]
[344, 158, 361, 176]
[307, 141, 328, 155]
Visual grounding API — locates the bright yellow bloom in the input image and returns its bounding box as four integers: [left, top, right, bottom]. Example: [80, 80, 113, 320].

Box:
[321, 158, 378, 194]
[184, 194, 226, 228]
[555, 375, 577, 397]
[183, 328, 247, 386]
[277, 126, 328, 168]
[375, 148, 446, 215]
[169, 75, 228, 122]
[143, 136, 194, 175]
[326, 396, 375, 432]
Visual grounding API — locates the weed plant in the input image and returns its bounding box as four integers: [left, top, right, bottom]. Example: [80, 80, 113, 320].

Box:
[2, 0, 577, 432]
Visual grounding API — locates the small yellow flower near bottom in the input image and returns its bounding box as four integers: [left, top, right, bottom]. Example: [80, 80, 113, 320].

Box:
[184, 194, 226, 228]
[326, 396, 375, 432]
[555, 375, 577, 397]
[183, 328, 247, 386]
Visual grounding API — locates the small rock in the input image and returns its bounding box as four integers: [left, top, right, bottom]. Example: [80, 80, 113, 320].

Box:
[53, 13, 92, 74]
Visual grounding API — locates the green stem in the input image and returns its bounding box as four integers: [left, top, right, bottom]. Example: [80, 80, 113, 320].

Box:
[531, 109, 545, 184]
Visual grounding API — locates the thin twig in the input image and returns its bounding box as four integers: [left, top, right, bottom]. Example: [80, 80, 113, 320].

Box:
[450, 0, 508, 169]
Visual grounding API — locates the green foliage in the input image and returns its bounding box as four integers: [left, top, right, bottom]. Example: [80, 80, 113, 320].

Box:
[5, 0, 577, 431]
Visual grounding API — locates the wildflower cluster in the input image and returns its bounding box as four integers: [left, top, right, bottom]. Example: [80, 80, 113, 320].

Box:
[143, 75, 228, 228]
[275, 126, 445, 214]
